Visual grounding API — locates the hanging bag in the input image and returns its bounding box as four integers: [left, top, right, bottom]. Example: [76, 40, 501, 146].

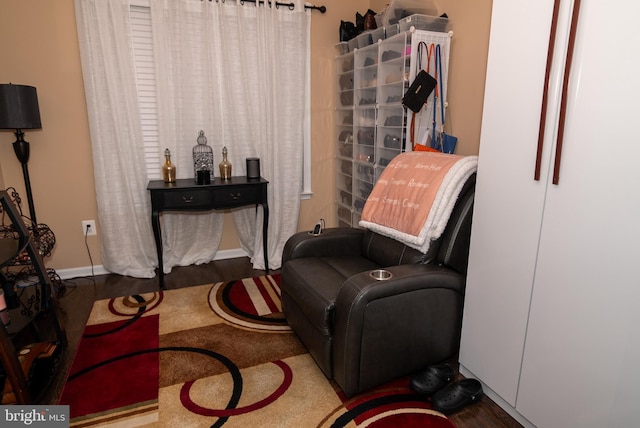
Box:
[409, 42, 439, 152]
[432, 44, 458, 153]
[403, 42, 437, 113]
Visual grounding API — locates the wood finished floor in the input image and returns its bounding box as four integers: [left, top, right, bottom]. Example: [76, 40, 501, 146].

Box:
[46, 257, 522, 428]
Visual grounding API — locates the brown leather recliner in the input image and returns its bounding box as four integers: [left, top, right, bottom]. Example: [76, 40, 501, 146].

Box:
[280, 174, 475, 397]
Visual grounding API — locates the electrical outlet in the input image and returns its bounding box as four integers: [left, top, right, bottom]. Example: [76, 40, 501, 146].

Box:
[82, 220, 97, 236]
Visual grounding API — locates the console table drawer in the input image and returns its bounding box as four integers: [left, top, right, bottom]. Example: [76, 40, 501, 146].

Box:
[211, 186, 263, 206]
[161, 189, 213, 210]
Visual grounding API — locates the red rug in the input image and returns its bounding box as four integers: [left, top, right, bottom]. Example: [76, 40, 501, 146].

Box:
[59, 275, 455, 427]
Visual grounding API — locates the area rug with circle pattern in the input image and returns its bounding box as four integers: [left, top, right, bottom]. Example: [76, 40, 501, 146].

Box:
[59, 275, 455, 427]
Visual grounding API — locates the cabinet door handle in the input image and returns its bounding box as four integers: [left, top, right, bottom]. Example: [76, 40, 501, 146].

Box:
[182, 195, 194, 203]
[553, 0, 582, 185]
[535, 0, 562, 182]
[230, 192, 241, 200]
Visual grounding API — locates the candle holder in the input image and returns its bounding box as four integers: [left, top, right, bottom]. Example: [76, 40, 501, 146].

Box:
[193, 130, 213, 183]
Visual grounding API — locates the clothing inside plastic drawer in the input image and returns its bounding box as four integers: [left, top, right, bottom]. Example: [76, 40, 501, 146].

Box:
[339, 110, 353, 126]
[382, 132, 403, 149]
[337, 141, 353, 157]
[358, 68, 378, 88]
[384, 115, 404, 127]
[340, 90, 354, 107]
[377, 147, 401, 167]
[356, 162, 375, 182]
[358, 44, 379, 68]
[378, 105, 405, 128]
[338, 188, 352, 207]
[339, 159, 353, 176]
[380, 49, 402, 62]
[337, 54, 354, 72]
[355, 144, 375, 164]
[337, 172, 353, 192]
[356, 88, 377, 106]
[356, 128, 375, 146]
[378, 84, 404, 105]
[339, 72, 353, 91]
[337, 128, 352, 142]
[355, 178, 374, 199]
[338, 206, 352, 221]
[355, 108, 376, 126]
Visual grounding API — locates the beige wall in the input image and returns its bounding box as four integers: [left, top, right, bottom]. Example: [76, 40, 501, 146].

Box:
[0, 1, 100, 271]
[434, 0, 493, 156]
[0, 0, 491, 272]
[297, 0, 370, 232]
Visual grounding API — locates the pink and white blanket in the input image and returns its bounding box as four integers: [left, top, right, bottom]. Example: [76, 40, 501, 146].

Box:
[359, 152, 478, 253]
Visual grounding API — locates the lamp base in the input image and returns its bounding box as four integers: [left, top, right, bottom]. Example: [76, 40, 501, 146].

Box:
[12, 130, 30, 164]
[11, 129, 37, 226]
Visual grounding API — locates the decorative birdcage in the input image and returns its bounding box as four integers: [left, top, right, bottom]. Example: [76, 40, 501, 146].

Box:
[192, 130, 213, 182]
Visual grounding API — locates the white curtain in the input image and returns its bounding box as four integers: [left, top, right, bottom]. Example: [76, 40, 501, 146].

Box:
[75, 0, 309, 275]
[75, 0, 157, 278]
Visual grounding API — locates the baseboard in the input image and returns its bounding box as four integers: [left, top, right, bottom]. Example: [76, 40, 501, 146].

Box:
[57, 265, 110, 279]
[56, 248, 249, 280]
[458, 364, 536, 428]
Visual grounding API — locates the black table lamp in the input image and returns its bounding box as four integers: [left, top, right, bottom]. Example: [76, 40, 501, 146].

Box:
[0, 84, 42, 226]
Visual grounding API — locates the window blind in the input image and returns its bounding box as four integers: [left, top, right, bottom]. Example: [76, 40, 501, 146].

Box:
[131, 5, 161, 179]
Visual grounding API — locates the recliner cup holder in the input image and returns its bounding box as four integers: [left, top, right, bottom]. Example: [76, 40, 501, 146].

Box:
[370, 269, 392, 281]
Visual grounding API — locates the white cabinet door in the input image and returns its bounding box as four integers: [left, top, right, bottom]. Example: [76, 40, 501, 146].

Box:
[458, 0, 559, 406]
[515, 1, 640, 426]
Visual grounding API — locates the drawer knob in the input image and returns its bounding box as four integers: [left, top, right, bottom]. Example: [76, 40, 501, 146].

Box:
[230, 192, 241, 200]
[182, 195, 194, 203]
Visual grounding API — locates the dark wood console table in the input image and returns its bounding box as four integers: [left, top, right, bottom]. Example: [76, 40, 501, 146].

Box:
[147, 176, 269, 289]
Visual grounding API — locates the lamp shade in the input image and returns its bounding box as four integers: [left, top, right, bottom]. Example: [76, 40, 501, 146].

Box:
[0, 84, 42, 130]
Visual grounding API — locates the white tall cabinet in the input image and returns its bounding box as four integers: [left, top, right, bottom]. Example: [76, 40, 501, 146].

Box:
[459, 1, 640, 427]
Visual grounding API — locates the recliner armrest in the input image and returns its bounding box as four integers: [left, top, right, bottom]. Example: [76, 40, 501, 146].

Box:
[336, 264, 465, 306]
[281, 227, 365, 265]
[332, 264, 467, 396]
